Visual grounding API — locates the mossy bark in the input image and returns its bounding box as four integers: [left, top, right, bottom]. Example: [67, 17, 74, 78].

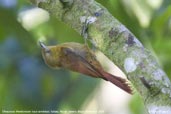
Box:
[30, 0, 171, 113]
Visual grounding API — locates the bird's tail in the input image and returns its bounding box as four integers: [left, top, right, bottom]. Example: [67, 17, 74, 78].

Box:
[101, 71, 132, 94]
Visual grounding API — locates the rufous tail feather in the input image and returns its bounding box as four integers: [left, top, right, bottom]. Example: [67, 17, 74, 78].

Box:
[102, 71, 132, 94]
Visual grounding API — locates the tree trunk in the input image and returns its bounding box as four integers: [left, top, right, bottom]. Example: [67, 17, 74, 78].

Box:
[29, 0, 171, 113]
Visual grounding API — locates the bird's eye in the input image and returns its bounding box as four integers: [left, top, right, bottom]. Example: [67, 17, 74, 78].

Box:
[45, 49, 51, 53]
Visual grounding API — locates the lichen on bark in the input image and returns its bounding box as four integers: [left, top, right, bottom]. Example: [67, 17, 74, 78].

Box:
[29, 0, 171, 113]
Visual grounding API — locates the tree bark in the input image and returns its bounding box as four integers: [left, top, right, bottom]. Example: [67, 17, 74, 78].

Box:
[29, 0, 171, 113]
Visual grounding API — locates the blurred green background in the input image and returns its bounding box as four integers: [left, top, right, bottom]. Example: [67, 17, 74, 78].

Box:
[0, 0, 171, 114]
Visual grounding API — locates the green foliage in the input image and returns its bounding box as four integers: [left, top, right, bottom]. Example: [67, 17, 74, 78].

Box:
[0, 0, 96, 111]
[129, 93, 148, 114]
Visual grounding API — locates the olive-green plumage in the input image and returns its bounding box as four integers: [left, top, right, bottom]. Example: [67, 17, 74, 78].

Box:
[40, 42, 132, 94]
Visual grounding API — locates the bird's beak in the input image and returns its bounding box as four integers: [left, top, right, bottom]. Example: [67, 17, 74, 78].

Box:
[39, 41, 48, 50]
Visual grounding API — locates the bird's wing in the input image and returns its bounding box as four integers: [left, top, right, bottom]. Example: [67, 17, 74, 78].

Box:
[61, 47, 104, 78]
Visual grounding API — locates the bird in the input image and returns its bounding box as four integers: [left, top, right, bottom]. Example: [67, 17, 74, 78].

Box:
[39, 42, 132, 94]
